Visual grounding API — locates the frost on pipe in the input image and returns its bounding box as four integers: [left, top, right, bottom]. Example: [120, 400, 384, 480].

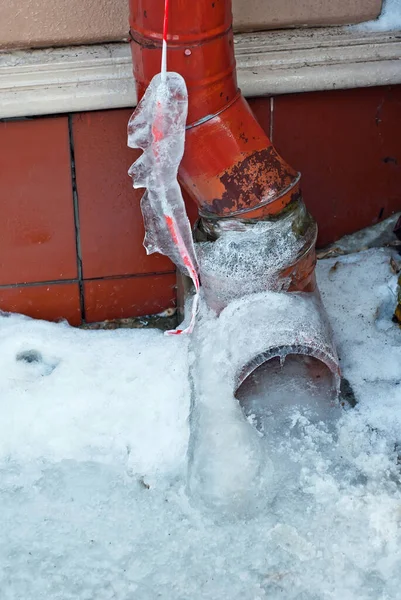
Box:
[217, 290, 341, 397]
[195, 199, 317, 313]
[128, 72, 200, 335]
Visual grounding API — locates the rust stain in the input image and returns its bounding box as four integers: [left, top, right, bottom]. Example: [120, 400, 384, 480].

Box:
[208, 147, 298, 216]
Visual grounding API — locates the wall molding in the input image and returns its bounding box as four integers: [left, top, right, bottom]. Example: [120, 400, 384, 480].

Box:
[1, 27, 400, 119]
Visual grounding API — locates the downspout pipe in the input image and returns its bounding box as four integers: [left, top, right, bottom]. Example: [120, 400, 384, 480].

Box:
[129, 0, 299, 221]
[129, 0, 341, 395]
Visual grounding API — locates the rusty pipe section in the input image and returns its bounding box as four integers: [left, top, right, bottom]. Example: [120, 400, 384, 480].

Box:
[129, 0, 300, 221]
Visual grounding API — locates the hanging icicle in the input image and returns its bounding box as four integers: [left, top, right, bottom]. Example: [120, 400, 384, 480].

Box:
[128, 0, 200, 335]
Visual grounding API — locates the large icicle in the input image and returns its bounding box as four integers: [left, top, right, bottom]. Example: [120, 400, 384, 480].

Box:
[127, 73, 199, 334]
[128, 0, 199, 335]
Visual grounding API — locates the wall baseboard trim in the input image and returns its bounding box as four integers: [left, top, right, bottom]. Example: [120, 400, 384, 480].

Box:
[1, 27, 400, 119]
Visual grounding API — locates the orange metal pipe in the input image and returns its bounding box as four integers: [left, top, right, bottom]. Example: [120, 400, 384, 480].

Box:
[129, 0, 300, 220]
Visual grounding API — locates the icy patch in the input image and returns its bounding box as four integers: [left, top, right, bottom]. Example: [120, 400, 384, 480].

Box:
[1, 248, 401, 599]
[352, 0, 401, 31]
[317, 211, 401, 259]
[187, 311, 274, 518]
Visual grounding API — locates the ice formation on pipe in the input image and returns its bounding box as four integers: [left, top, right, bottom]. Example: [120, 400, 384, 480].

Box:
[218, 289, 341, 393]
[196, 200, 317, 313]
[186, 286, 340, 515]
[128, 72, 200, 335]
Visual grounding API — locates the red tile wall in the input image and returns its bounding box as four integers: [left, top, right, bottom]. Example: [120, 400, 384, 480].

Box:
[72, 110, 173, 279]
[0, 86, 400, 325]
[272, 86, 401, 247]
[0, 113, 177, 325]
[0, 284, 81, 326]
[0, 118, 77, 285]
[84, 273, 176, 323]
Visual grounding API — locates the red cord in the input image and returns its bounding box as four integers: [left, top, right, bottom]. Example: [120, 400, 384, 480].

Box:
[163, 0, 169, 44]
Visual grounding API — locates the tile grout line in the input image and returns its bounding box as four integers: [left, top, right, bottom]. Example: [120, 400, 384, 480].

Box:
[0, 271, 177, 290]
[67, 114, 86, 322]
[269, 96, 274, 142]
[0, 279, 80, 290]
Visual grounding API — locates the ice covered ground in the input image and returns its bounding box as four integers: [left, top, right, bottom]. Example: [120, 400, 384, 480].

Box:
[1, 248, 401, 600]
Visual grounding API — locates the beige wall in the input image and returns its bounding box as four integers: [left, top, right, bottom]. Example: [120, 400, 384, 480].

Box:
[0, 0, 383, 50]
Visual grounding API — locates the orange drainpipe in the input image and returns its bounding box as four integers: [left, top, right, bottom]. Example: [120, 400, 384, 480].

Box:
[129, 0, 315, 293]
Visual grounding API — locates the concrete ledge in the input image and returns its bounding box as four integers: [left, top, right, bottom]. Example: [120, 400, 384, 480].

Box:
[1, 27, 400, 119]
[0, 0, 382, 50]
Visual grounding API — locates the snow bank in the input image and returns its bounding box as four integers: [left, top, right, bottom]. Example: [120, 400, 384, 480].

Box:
[0, 320, 190, 473]
[1, 248, 401, 599]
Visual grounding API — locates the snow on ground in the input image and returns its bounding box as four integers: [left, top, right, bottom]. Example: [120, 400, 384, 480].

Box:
[1, 248, 401, 599]
[353, 0, 401, 31]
